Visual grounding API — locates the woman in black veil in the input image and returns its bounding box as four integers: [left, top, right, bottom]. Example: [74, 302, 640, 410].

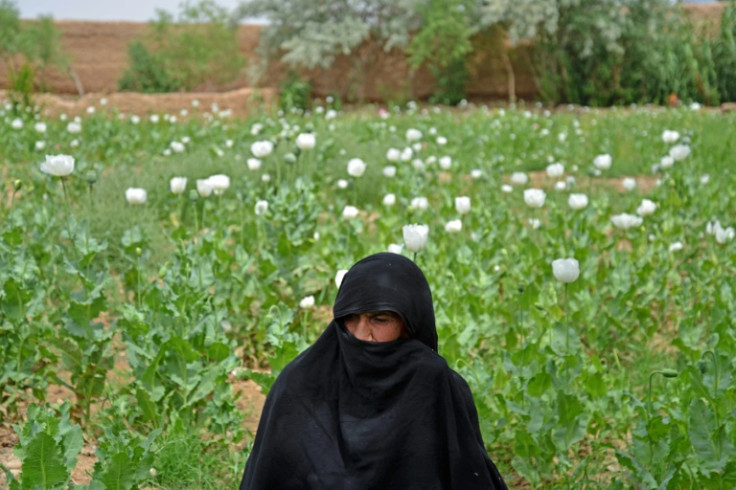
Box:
[240, 252, 507, 489]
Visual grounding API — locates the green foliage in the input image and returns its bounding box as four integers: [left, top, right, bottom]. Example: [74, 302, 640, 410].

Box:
[118, 41, 179, 93]
[3, 99, 736, 487]
[119, 0, 246, 93]
[233, 0, 421, 70]
[279, 71, 311, 112]
[232, 0, 422, 101]
[407, 0, 475, 105]
[4, 403, 82, 489]
[519, 0, 736, 105]
[19, 15, 69, 91]
[712, 2, 736, 102]
[0, 1, 69, 110]
[89, 422, 160, 489]
[0, 0, 20, 56]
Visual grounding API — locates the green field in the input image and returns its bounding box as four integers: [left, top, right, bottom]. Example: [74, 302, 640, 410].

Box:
[2, 99, 736, 488]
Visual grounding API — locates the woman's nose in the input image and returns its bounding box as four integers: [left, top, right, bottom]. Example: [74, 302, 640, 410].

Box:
[352, 315, 373, 341]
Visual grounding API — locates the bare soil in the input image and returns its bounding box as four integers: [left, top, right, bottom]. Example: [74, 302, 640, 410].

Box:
[29, 87, 277, 119]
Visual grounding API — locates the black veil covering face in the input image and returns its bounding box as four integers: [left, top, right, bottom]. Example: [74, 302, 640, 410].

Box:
[240, 253, 507, 490]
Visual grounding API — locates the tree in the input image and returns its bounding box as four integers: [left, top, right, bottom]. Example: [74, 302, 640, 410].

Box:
[231, 0, 423, 101]
[406, 0, 478, 105]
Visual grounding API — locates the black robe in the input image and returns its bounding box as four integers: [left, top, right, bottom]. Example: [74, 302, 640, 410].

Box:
[240, 253, 507, 489]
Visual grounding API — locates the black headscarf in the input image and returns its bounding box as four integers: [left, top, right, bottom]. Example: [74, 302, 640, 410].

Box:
[240, 253, 507, 490]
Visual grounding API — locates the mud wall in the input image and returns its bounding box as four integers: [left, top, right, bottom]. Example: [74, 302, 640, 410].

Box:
[2, 3, 727, 102]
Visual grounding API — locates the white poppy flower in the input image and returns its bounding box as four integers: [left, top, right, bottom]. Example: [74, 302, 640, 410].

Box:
[254, 200, 269, 216]
[125, 188, 147, 205]
[528, 218, 541, 229]
[296, 133, 316, 150]
[622, 177, 637, 191]
[455, 196, 471, 214]
[439, 156, 452, 169]
[406, 128, 422, 142]
[382, 165, 396, 177]
[660, 155, 674, 169]
[386, 148, 401, 161]
[34, 122, 47, 133]
[11, 118, 23, 129]
[337, 179, 349, 189]
[402, 224, 429, 253]
[436, 136, 447, 145]
[383, 193, 396, 206]
[552, 258, 580, 283]
[669, 144, 690, 161]
[197, 179, 214, 197]
[593, 154, 612, 170]
[347, 158, 366, 177]
[445, 219, 462, 233]
[411, 159, 425, 171]
[568, 193, 589, 210]
[299, 295, 315, 308]
[342, 205, 359, 219]
[67, 121, 82, 133]
[471, 169, 483, 179]
[387, 243, 403, 254]
[335, 269, 349, 288]
[400, 147, 413, 161]
[170, 141, 185, 153]
[410, 197, 429, 211]
[611, 213, 643, 229]
[668, 242, 684, 252]
[170, 177, 187, 194]
[662, 130, 680, 144]
[510, 172, 528, 185]
[40, 154, 75, 176]
[251, 140, 274, 158]
[208, 174, 230, 195]
[636, 199, 657, 216]
[35, 141, 46, 150]
[501, 184, 513, 193]
[247, 158, 262, 171]
[546, 163, 564, 178]
[714, 222, 735, 244]
[523, 188, 546, 208]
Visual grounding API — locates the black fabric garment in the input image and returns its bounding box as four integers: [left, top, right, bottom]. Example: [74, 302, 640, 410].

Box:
[240, 253, 507, 490]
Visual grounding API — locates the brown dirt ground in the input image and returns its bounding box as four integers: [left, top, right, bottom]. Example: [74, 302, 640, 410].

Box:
[30, 87, 277, 119]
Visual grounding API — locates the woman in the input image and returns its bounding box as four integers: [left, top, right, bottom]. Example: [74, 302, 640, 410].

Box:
[240, 252, 507, 489]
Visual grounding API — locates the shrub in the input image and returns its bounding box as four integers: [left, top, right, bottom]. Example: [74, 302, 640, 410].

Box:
[0, 1, 70, 110]
[119, 0, 246, 93]
[278, 71, 311, 112]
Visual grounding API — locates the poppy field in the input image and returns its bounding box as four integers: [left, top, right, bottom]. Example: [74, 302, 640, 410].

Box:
[1, 98, 736, 488]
